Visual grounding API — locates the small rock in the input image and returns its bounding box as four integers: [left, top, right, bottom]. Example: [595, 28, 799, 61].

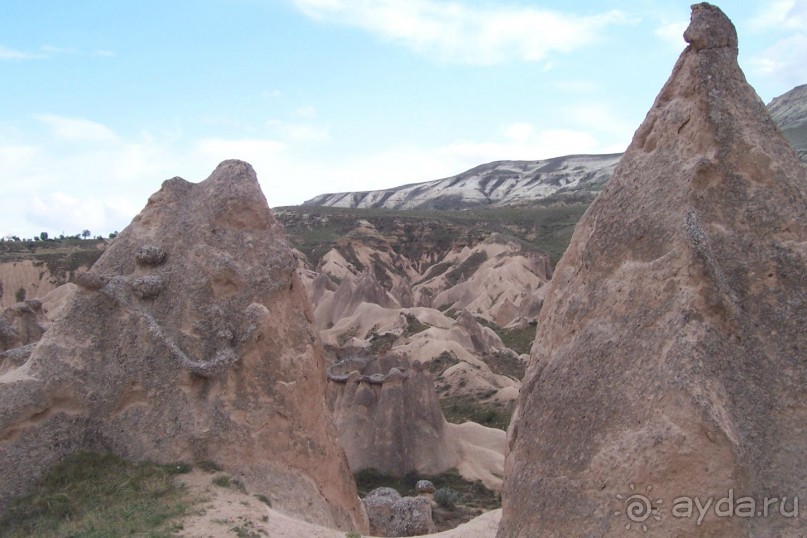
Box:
[135, 245, 166, 266]
[75, 271, 108, 291]
[131, 275, 165, 299]
[415, 480, 435, 494]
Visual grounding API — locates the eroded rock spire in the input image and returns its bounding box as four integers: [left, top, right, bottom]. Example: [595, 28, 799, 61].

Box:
[498, 4, 807, 536]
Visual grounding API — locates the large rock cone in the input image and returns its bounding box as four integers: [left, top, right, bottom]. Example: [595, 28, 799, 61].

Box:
[499, 4, 807, 537]
[0, 160, 367, 533]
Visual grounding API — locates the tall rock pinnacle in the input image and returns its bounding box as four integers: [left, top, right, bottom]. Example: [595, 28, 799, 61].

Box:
[498, 4, 807, 537]
[0, 160, 368, 533]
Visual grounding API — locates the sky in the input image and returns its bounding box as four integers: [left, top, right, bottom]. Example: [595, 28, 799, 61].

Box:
[1, 0, 806, 238]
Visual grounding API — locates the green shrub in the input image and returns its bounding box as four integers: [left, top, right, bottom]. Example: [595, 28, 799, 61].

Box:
[434, 488, 461, 509]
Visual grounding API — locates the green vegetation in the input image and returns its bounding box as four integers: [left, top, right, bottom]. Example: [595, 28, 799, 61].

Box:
[403, 313, 429, 336]
[429, 351, 460, 376]
[353, 468, 499, 531]
[277, 201, 590, 266]
[196, 460, 223, 473]
[14, 287, 25, 303]
[444, 251, 487, 285]
[0, 451, 195, 538]
[211, 474, 245, 492]
[480, 352, 527, 381]
[254, 494, 271, 506]
[434, 487, 461, 508]
[440, 394, 514, 431]
[476, 316, 537, 357]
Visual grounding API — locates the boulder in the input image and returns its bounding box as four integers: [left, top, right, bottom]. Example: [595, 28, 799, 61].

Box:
[0, 160, 368, 533]
[363, 487, 437, 536]
[499, 4, 807, 537]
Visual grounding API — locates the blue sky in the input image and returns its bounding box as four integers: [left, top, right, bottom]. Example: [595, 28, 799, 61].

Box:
[2, 0, 806, 238]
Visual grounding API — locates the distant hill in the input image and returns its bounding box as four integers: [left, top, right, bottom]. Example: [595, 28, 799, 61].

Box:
[304, 154, 620, 210]
[768, 84, 807, 162]
[304, 84, 807, 210]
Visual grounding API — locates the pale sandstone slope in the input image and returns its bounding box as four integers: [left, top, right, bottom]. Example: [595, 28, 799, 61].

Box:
[0, 161, 368, 533]
[500, 4, 807, 537]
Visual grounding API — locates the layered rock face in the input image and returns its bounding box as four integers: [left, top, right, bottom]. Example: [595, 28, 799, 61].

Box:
[499, 4, 807, 537]
[0, 161, 367, 533]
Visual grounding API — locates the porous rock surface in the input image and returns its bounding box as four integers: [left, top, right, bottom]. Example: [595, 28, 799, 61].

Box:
[362, 487, 437, 537]
[499, 4, 807, 537]
[0, 160, 368, 533]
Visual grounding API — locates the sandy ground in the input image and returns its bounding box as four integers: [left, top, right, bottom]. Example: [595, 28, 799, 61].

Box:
[176, 470, 500, 538]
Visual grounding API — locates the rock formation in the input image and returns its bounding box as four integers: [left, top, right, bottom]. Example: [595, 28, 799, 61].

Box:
[499, 4, 807, 537]
[362, 487, 437, 537]
[327, 352, 507, 490]
[327, 354, 458, 477]
[0, 160, 368, 533]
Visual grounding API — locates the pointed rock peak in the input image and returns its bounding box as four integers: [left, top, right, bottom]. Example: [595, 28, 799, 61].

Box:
[0, 161, 368, 533]
[684, 3, 737, 51]
[499, 3, 807, 537]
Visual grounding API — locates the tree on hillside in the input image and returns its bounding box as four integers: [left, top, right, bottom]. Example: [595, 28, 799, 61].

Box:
[40, 232, 48, 241]
[82, 229, 91, 239]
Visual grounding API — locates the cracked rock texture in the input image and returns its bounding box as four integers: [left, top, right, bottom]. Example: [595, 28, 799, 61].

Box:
[0, 160, 368, 534]
[499, 4, 807, 537]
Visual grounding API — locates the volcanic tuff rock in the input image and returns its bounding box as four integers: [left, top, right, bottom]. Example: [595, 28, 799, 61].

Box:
[326, 352, 507, 490]
[0, 161, 368, 533]
[362, 487, 437, 537]
[327, 354, 457, 477]
[500, 4, 807, 537]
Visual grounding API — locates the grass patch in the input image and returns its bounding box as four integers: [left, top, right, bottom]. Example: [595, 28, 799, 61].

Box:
[440, 394, 513, 431]
[369, 331, 397, 354]
[254, 494, 271, 507]
[444, 251, 487, 285]
[196, 460, 223, 473]
[211, 474, 245, 492]
[429, 351, 460, 376]
[403, 313, 429, 336]
[0, 451, 195, 538]
[476, 317, 537, 356]
[479, 352, 527, 381]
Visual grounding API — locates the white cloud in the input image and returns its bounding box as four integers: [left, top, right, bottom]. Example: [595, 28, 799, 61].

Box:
[655, 19, 686, 49]
[41, 45, 117, 58]
[35, 115, 119, 143]
[749, 34, 807, 85]
[1, 115, 623, 237]
[749, 0, 807, 31]
[292, 0, 629, 64]
[0, 45, 44, 60]
[296, 105, 317, 118]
